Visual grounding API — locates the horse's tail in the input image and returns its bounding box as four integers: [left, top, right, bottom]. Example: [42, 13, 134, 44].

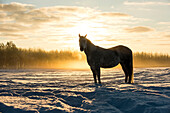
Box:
[129, 56, 134, 83]
[122, 52, 134, 83]
[127, 49, 134, 84]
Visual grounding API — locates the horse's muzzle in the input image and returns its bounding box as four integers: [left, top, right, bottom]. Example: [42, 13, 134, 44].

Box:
[80, 47, 84, 51]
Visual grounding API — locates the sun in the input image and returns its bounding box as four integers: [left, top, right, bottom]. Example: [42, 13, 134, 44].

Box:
[68, 21, 93, 37]
[70, 23, 90, 35]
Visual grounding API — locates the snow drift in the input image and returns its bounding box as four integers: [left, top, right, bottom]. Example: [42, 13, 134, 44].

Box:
[0, 68, 170, 113]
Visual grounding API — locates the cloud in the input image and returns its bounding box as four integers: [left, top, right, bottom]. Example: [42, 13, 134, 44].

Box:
[155, 44, 170, 46]
[0, 12, 7, 20]
[0, 2, 95, 25]
[100, 12, 130, 17]
[0, 33, 28, 39]
[124, 26, 154, 33]
[45, 6, 95, 14]
[8, 8, 62, 24]
[0, 12, 13, 22]
[158, 22, 170, 25]
[124, 1, 170, 6]
[0, 3, 87, 36]
[0, 27, 20, 33]
[1, 33, 23, 37]
[89, 12, 131, 20]
[0, 2, 34, 12]
[0, 3, 86, 25]
[87, 11, 136, 27]
[0, 23, 28, 33]
[164, 35, 170, 38]
[105, 39, 117, 41]
[0, 23, 37, 33]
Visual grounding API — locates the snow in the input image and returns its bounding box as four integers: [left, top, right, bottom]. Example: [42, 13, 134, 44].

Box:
[0, 68, 170, 113]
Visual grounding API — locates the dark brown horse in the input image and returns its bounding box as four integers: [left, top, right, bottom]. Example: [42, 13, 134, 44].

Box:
[79, 34, 134, 84]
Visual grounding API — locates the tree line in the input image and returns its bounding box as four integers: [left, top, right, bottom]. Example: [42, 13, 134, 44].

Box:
[133, 52, 170, 67]
[0, 41, 82, 69]
[0, 41, 169, 69]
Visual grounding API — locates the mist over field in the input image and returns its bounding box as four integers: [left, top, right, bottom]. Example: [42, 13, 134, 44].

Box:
[0, 42, 170, 69]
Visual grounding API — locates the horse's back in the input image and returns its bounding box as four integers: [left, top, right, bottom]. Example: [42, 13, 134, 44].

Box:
[109, 45, 132, 54]
[109, 45, 131, 51]
[109, 45, 132, 61]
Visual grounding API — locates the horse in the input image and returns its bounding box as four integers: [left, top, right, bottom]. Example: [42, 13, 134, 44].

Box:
[79, 34, 134, 84]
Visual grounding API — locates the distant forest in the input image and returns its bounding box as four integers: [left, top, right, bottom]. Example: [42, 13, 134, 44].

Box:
[0, 41, 170, 69]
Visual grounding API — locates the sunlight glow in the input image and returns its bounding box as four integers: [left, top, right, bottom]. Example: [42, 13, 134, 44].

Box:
[68, 21, 93, 37]
[67, 20, 112, 48]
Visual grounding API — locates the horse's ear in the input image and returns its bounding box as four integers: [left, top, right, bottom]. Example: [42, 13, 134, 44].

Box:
[85, 34, 87, 37]
[79, 34, 80, 37]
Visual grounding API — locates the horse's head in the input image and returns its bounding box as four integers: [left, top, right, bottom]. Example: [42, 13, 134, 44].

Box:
[79, 34, 87, 51]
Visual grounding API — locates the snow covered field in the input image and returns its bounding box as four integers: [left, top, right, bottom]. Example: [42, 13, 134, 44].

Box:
[0, 68, 170, 113]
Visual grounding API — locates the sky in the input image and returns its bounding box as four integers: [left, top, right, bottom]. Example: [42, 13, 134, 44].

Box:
[0, 0, 170, 54]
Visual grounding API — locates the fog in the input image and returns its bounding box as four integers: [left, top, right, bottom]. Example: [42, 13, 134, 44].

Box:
[0, 42, 169, 69]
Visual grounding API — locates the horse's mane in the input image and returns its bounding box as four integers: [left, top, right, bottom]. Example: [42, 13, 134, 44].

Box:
[86, 38, 94, 46]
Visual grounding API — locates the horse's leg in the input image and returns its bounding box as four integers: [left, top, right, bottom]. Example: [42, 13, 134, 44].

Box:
[128, 62, 133, 84]
[90, 67, 97, 83]
[120, 62, 129, 83]
[128, 73, 132, 83]
[96, 67, 101, 84]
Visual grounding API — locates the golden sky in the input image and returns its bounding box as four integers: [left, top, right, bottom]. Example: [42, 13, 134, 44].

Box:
[0, 0, 170, 54]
